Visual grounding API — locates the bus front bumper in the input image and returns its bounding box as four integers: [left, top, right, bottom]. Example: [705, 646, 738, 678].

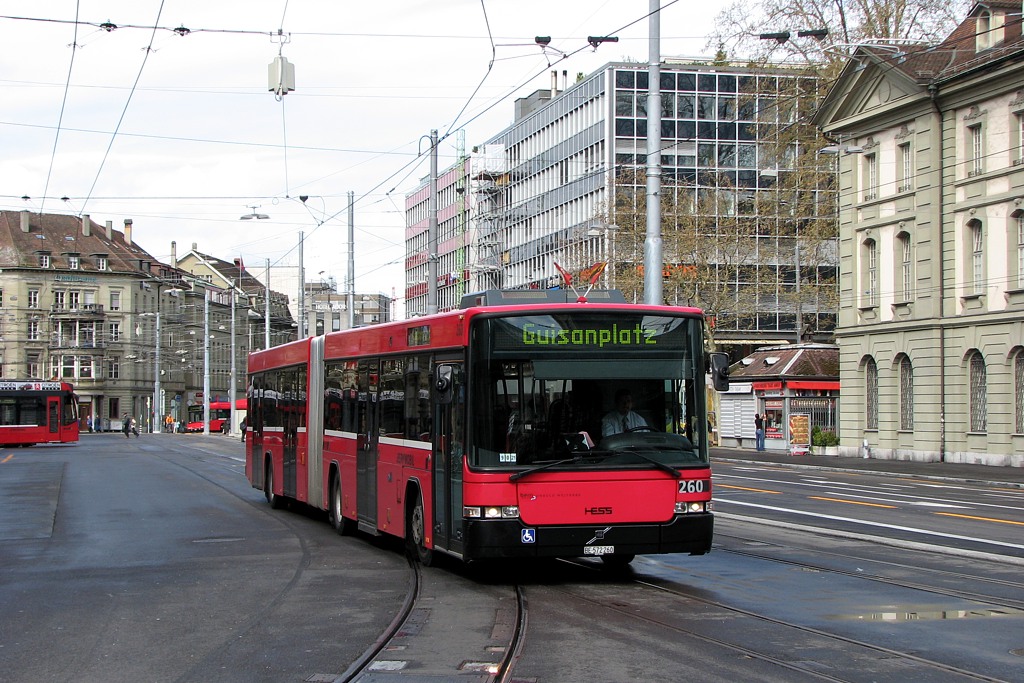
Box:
[462, 513, 713, 560]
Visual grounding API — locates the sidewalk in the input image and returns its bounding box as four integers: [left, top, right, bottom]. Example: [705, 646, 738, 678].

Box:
[710, 446, 1024, 488]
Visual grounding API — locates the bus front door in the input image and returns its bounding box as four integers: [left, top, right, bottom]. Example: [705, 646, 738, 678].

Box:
[356, 360, 379, 531]
[432, 361, 465, 555]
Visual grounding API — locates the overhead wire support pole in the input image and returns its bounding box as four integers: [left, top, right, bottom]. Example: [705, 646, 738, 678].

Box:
[347, 191, 355, 329]
[428, 129, 439, 315]
[203, 289, 210, 436]
[643, 0, 663, 305]
[229, 287, 237, 437]
[298, 231, 305, 337]
[153, 310, 160, 434]
[265, 258, 271, 348]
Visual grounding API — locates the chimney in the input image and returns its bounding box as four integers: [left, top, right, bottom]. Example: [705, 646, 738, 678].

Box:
[81, 214, 91, 237]
[171, 240, 177, 267]
[562, 69, 567, 90]
[105, 220, 113, 240]
[20, 210, 30, 233]
[551, 69, 558, 97]
[123, 218, 133, 246]
[192, 242, 197, 251]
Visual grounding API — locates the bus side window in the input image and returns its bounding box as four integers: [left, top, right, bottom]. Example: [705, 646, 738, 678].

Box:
[62, 396, 77, 425]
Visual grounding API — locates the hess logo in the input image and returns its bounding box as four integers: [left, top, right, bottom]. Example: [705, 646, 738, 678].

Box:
[584, 506, 613, 515]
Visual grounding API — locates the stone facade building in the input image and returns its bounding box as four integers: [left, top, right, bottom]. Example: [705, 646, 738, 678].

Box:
[814, 1, 1024, 465]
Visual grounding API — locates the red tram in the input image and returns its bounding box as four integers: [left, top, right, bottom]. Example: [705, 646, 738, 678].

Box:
[246, 290, 729, 566]
[0, 381, 80, 447]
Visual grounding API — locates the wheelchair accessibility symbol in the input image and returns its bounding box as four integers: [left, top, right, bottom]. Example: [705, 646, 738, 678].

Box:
[521, 529, 536, 544]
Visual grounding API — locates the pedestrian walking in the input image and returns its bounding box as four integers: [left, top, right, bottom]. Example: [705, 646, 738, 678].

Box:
[129, 416, 139, 438]
[754, 413, 765, 451]
[122, 413, 131, 439]
[239, 417, 247, 443]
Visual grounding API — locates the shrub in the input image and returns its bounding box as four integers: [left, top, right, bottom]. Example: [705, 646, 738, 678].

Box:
[811, 427, 839, 447]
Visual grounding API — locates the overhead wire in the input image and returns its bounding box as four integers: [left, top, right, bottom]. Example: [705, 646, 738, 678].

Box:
[78, 0, 167, 217]
[39, 0, 80, 218]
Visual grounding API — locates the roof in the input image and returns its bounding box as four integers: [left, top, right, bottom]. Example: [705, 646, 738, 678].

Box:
[728, 343, 839, 381]
[178, 249, 289, 305]
[815, 2, 1024, 129]
[0, 210, 166, 276]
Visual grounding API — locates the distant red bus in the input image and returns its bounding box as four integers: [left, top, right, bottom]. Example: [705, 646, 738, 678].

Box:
[0, 381, 79, 447]
[247, 290, 729, 566]
[186, 399, 247, 433]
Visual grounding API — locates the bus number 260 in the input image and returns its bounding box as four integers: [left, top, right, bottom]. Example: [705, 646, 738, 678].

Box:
[678, 479, 709, 494]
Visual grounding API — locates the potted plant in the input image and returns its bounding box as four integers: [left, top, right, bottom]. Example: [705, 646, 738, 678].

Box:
[811, 426, 840, 456]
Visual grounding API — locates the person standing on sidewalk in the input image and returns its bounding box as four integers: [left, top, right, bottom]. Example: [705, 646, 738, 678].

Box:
[754, 413, 765, 451]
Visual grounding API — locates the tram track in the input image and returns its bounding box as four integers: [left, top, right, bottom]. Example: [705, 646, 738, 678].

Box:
[552, 557, 1014, 683]
[335, 559, 528, 683]
[714, 530, 1024, 612]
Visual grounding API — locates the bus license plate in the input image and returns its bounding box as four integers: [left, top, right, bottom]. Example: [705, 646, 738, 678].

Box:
[584, 545, 614, 556]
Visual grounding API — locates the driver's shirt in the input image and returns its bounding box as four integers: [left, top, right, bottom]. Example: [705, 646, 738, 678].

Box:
[601, 410, 647, 436]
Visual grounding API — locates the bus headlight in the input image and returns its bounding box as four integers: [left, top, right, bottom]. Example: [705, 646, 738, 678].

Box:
[464, 506, 520, 519]
[675, 501, 709, 514]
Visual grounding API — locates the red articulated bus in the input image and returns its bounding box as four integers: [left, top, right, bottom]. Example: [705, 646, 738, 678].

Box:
[0, 381, 79, 447]
[186, 399, 247, 433]
[246, 289, 729, 567]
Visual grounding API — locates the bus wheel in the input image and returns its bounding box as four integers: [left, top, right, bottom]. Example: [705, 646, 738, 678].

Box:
[601, 553, 635, 569]
[264, 461, 283, 509]
[329, 475, 354, 536]
[406, 493, 433, 566]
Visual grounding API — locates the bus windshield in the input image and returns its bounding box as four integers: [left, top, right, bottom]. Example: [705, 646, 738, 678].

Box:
[469, 312, 710, 472]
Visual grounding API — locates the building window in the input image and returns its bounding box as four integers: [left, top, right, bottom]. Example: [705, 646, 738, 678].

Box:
[108, 397, 119, 420]
[68, 291, 80, 310]
[863, 153, 878, 200]
[899, 356, 914, 431]
[968, 123, 984, 176]
[863, 238, 878, 307]
[969, 351, 987, 432]
[61, 355, 75, 379]
[27, 354, 40, 378]
[27, 321, 39, 341]
[1016, 352, 1024, 434]
[1016, 113, 1024, 165]
[27, 289, 39, 308]
[1017, 213, 1024, 289]
[898, 142, 913, 191]
[68, 255, 80, 270]
[897, 232, 913, 302]
[53, 291, 65, 310]
[969, 219, 984, 294]
[79, 356, 93, 379]
[96, 256, 108, 271]
[38, 254, 50, 268]
[109, 322, 121, 342]
[109, 291, 121, 311]
[865, 356, 879, 430]
[107, 357, 120, 379]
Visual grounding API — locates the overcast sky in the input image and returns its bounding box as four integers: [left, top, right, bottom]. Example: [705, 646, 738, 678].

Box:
[0, 1, 722, 309]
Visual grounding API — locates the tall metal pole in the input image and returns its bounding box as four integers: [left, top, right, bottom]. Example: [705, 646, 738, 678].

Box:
[202, 289, 210, 436]
[264, 258, 271, 348]
[229, 289, 237, 436]
[427, 129, 439, 315]
[153, 311, 161, 433]
[643, 0, 663, 304]
[347, 191, 355, 329]
[298, 231, 305, 337]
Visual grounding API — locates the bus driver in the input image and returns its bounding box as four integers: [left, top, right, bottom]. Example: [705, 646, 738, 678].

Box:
[601, 389, 648, 436]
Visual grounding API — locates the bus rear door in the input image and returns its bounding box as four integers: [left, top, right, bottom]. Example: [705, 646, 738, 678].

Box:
[357, 359, 379, 532]
[47, 397, 60, 437]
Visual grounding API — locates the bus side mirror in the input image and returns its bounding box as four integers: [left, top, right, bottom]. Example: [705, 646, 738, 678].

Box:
[709, 352, 730, 392]
[434, 365, 453, 404]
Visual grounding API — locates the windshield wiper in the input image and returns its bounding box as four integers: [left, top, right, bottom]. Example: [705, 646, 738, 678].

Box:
[509, 455, 584, 482]
[614, 449, 681, 477]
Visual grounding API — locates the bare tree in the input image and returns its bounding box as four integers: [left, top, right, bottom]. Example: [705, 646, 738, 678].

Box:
[709, 0, 969, 72]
